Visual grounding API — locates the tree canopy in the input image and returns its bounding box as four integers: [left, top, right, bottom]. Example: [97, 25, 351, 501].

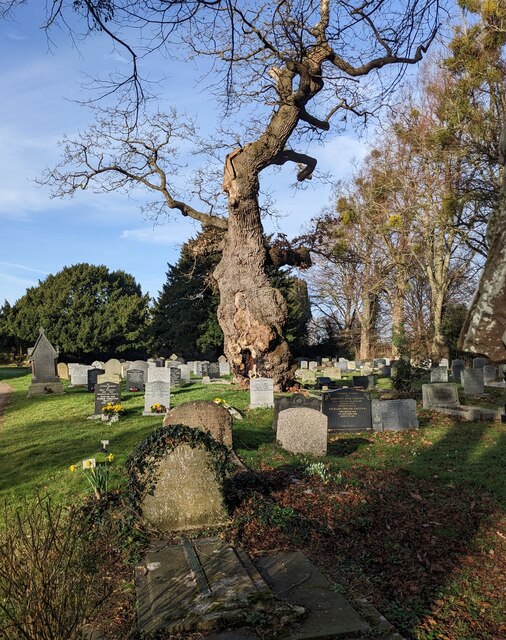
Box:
[6, 264, 150, 359]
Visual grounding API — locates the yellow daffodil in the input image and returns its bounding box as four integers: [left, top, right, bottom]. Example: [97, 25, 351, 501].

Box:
[107, 453, 114, 463]
[69, 464, 77, 472]
[213, 397, 223, 404]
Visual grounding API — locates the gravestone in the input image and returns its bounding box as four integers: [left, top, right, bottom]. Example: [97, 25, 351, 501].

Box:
[336, 361, 348, 371]
[169, 354, 179, 361]
[179, 364, 191, 384]
[155, 358, 165, 368]
[169, 367, 182, 387]
[70, 364, 93, 386]
[316, 376, 332, 389]
[322, 388, 372, 432]
[440, 358, 449, 368]
[135, 441, 228, 532]
[97, 373, 121, 385]
[371, 399, 419, 431]
[87, 368, 105, 393]
[219, 361, 231, 376]
[91, 360, 104, 369]
[163, 401, 233, 447]
[208, 363, 220, 380]
[130, 360, 149, 382]
[94, 381, 121, 416]
[430, 367, 449, 383]
[352, 375, 374, 390]
[120, 362, 132, 377]
[57, 362, 69, 380]
[143, 380, 170, 415]
[147, 367, 171, 384]
[126, 368, 145, 391]
[194, 361, 202, 376]
[218, 355, 227, 363]
[27, 329, 64, 396]
[483, 365, 497, 384]
[272, 393, 321, 431]
[308, 361, 318, 371]
[472, 357, 487, 370]
[462, 369, 485, 395]
[104, 358, 122, 378]
[249, 378, 274, 408]
[322, 368, 337, 379]
[277, 408, 328, 457]
[451, 359, 465, 382]
[300, 360, 308, 369]
[347, 360, 356, 370]
[201, 363, 210, 377]
[299, 369, 317, 384]
[378, 365, 391, 377]
[422, 383, 459, 409]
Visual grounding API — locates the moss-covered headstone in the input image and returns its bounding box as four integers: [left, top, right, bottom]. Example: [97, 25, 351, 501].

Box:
[127, 425, 230, 532]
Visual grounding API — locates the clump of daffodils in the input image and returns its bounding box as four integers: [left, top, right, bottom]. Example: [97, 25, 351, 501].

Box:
[69, 454, 115, 499]
[101, 403, 123, 423]
[150, 403, 167, 414]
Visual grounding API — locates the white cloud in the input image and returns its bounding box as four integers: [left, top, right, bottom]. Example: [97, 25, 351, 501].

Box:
[0, 262, 48, 276]
[121, 220, 199, 245]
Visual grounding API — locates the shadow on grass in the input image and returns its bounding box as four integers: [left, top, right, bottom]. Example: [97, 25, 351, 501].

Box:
[327, 437, 372, 457]
[0, 367, 30, 381]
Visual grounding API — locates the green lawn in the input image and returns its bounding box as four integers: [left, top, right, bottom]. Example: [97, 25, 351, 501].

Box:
[1, 367, 505, 640]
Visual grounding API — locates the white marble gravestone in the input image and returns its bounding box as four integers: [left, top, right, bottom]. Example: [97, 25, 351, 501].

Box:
[249, 378, 274, 408]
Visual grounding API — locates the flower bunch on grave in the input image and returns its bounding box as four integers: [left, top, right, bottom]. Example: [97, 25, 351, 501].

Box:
[213, 397, 243, 420]
[101, 402, 123, 423]
[150, 403, 167, 414]
[69, 454, 115, 499]
[129, 386, 140, 392]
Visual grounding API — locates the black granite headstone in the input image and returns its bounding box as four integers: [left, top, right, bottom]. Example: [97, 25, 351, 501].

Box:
[94, 382, 121, 415]
[169, 367, 182, 387]
[87, 368, 105, 393]
[352, 375, 374, 390]
[322, 388, 372, 432]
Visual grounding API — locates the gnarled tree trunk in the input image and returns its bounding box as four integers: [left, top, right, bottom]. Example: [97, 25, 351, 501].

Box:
[214, 157, 293, 390]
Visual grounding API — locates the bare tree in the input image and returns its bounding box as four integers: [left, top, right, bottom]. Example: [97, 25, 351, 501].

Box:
[27, 0, 441, 387]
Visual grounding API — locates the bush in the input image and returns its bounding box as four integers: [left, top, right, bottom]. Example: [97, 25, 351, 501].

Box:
[0, 495, 112, 640]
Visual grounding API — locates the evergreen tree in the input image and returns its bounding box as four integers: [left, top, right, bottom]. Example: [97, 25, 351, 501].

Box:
[8, 264, 150, 359]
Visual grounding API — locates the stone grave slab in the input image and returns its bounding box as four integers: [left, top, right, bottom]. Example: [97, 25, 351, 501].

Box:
[371, 399, 419, 431]
[219, 362, 230, 376]
[27, 329, 64, 396]
[97, 373, 121, 385]
[473, 357, 487, 369]
[91, 360, 104, 369]
[451, 359, 465, 382]
[163, 401, 233, 447]
[140, 444, 227, 531]
[218, 355, 227, 363]
[249, 377, 274, 408]
[378, 365, 391, 377]
[277, 408, 327, 457]
[462, 369, 485, 395]
[208, 363, 220, 379]
[308, 361, 318, 371]
[143, 381, 170, 415]
[136, 538, 301, 637]
[155, 357, 165, 368]
[70, 364, 93, 387]
[483, 365, 497, 384]
[126, 368, 145, 392]
[87, 368, 105, 393]
[93, 382, 121, 417]
[322, 388, 372, 432]
[300, 360, 308, 369]
[194, 361, 203, 376]
[130, 360, 149, 382]
[169, 367, 182, 387]
[179, 364, 191, 383]
[430, 367, 448, 383]
[422, 383, 459, 409]
[257, 551, 370, 639]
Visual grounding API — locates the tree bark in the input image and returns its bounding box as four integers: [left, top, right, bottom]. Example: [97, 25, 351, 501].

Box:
[358, 293, 374, 360]
[214, 163, 293, 390]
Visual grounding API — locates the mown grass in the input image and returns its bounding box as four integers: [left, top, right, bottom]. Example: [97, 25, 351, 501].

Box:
[1, 367, 505, 640]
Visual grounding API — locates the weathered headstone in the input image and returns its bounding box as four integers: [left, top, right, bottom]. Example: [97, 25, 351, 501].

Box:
[155, 357, 165, 368]
[219, 361, 231, 376]
[322, 388, 372, 432]
[130, 360, 149, 382]
[27, 329, 64, 396]
[120, 361, 132, 377]
[422, 383, 459, 409]
[308, 361, 318, 371]
[462, 369, 485, 395]
[277, 408, 328, 456]
[94, 381, 121, 416]
[147, 367, 171, 384]
[249, 377, 274, 408]
[134, 440, 228, 531]
[430, 367, 449, 383]
[87, 368, 105, 393]
[104, 358, 122, 377]
[143, 380, 170, 415]
[169, 354, 179, 361]
[218, 355, 227, 363]
[163, 401, 233, 447]
[483, 365, 497, 384]
[335, 361, 348, 371]
[440, 358, 449, 368]
[300, 360, 308, 369]
[472, 357, 487, 370]
[57, 362, 69, 380]
[201, 362, 210, 377]
[273, 393, 321, 431]
[91, 360, 104, 369]
[70, 364, 93, 386]
[451, 359, 465, 382]
[208, 363, 220, 379]
[97, 373, 121, 385]
[371, 399, 418, 431]
[169, 367, 182, 387]
[126, 368, 145, 391]
[179, 364, 191, 384]
[378, 365, 391, 377]
[193, 361, 202, 376]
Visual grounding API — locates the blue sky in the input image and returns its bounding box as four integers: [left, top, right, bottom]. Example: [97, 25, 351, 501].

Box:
[0, 5, 368, 306]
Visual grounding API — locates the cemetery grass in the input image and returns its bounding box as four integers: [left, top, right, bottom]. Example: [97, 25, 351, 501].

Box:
[0, 369, 505, 640]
